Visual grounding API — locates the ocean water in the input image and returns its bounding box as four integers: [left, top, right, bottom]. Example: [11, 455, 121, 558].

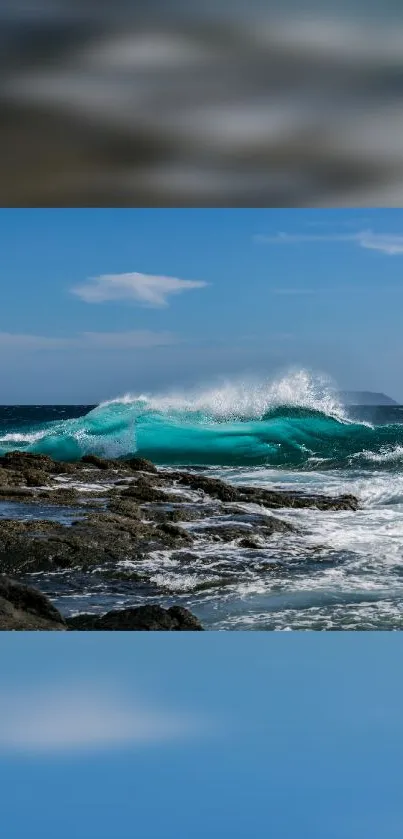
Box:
[1, 372, 403, 630]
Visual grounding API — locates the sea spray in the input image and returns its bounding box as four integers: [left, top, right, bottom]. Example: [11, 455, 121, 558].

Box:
[1, 370, 403, 468]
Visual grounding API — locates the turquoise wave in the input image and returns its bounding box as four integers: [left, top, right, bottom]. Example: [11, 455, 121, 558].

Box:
[1, 398, 403, 469]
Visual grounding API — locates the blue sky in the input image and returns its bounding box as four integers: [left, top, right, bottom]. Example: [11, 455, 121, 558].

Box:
[0, 634, 402, 839]
[2, 208, 403, 402]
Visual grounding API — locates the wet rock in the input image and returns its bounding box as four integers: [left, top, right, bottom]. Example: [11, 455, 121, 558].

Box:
[81, 454, 111, 470]
[238, 536, 262, 549]
[122, 479, 178, 504]
[125, 456, 158, 474]
[1, 451, 57, 473]
[108, 498, 142, 519]
[173, 472, 240, 502]
[147, 504, 219, 523]
[238, 486, 359, 511]
[39, 487, 84, 505]
[0, 467, 22, 487]
[0, 486, 35, 498]
[192, 524, 254, 543]
[24, 469, 51, 487]
[0, 506, 191, 575]
[0, 576, 66, 630]
[173, 470, 358, 511]
[155, 522, 193, 545]
[66, 604, 203, 631]
[79, 511, 150, 538]
[192, 517, 293, 542]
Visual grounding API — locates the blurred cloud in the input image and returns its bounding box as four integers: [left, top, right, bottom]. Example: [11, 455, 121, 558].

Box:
[2, 3, 403, 205]
[0, 331, 178, 350]
[71, 272, 208, 307]
[0, 683, 209, 754]
[256, 230, 403, 254]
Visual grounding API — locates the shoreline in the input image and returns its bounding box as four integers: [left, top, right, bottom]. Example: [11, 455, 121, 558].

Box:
[0, 451, 359, 630]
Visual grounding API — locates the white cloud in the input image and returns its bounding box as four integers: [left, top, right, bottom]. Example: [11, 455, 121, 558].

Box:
[71, 272, 208, 307]
[358, 231, 403, 255]
[0, 331, 178, 351]
[0, 684, 209, 755]
[255, 229, 403, 255]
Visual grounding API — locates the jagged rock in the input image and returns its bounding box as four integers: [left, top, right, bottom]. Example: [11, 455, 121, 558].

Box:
[155, 522, 193, 545]
[0, 451, 57, 472]
[194, 521, 291, 542]
[24, 469, 51, 487]
[125, 456, 158, 474]
[108, 498, 142, 519]
[67, 604, 203, 631]
[81, 454, 111, 470]
[238, 536, 262, 549]
[122, 480, 175, 504]
[0, 576, 66, 630]
[0, 486, 35, 497]
[173, 472, 240, 502]
[172, 470, 359, 511]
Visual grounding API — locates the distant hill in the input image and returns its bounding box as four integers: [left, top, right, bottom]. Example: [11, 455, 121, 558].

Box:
[338, 391, 398, 406]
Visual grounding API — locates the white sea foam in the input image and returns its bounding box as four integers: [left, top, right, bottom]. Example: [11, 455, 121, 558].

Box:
[358, 445, 403, 464]
[98, 369, 348, 421]
[0, 430, 47, 444]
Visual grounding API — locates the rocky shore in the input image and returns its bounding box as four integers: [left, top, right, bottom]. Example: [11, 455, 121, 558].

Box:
[0, 451, 359, 630]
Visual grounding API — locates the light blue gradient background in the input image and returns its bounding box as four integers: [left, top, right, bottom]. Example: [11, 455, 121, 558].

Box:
[0, 634, 402, 838]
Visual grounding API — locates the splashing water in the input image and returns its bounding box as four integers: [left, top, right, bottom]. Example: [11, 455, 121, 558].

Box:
[1, 370, 402, 468]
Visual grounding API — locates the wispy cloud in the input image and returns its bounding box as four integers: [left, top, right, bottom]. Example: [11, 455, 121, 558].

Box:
[0, 684, 210, 755]
[71, 272, 208, 307]
[0, 331, 178, 351]
[255, 229, 403, 255]
[358, 232, 403, 255]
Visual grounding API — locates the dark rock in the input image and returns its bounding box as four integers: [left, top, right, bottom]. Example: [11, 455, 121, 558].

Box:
[39, 488, 83, 505]
[0, 467, 23, 487]
[67, 604, 203, 631]
[0, 508, 191, 575]
[192, 517, 293, 542]
[155, 522, 193, 545]
[0, 486, 35, 498]
[81, 454, 110, 470]
[108, 498, 142, 519]
[147, 504, 218, 523]
[0, 451, 57, 473]
[238, 537, 262, 549]
[125, 456, 158, 474]
[24, 470, 51, 487]
[72, 511, 151, 541]
[173, 470, 359, 511]
[173, 472, 240, 502]
[0, 576, 66, 630]
[122, 480, 172, 504]
[238, 486, 359, 511]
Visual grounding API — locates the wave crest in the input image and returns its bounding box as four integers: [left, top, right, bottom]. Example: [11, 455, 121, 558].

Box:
[0, 371, 401, 468]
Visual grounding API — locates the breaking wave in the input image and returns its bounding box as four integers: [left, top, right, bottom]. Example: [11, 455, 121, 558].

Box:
[1, 372, 402, 469]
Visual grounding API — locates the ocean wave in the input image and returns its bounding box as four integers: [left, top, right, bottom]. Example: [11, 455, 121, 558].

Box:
[0, 372, 402, 469]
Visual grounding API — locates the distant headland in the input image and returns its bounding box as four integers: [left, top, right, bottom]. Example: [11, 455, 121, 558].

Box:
[338, 391, 398, 406]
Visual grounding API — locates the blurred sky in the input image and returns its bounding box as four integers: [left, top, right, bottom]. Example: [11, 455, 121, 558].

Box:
[0, 633, 402, 839]
[2, 1, 403, 205]
[1, 207, 403, 403]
